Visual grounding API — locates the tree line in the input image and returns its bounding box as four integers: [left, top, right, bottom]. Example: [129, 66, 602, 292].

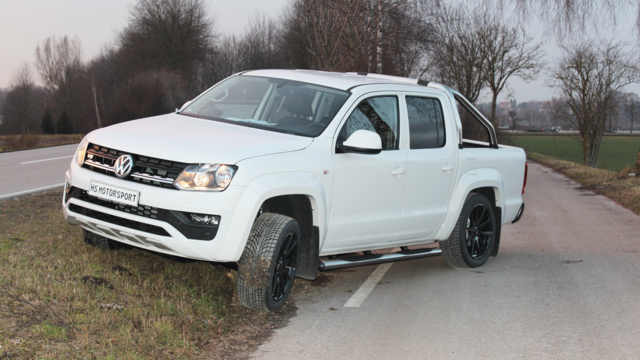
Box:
[0, 0, 638, 168]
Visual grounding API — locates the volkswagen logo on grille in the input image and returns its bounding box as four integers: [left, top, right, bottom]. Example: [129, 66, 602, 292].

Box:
[113, 155, 134, 178]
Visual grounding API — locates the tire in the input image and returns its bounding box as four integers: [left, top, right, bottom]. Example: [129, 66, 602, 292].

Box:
[83, 229, 129, 250]
[237, 213, 299, 312]
[440, 193, 496, 269]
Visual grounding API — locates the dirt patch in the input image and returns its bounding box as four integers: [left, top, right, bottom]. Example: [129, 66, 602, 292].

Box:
[81, 276, 114, 290]
[200, 303, 297, 360]
[112, 265, 133, 276]
[303, 272, 334, 287]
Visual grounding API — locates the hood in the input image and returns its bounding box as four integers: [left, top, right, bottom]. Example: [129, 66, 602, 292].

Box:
[87, 113, 313, 164]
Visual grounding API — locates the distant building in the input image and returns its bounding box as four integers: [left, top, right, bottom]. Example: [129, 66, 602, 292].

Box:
[498, 101, 510, 109]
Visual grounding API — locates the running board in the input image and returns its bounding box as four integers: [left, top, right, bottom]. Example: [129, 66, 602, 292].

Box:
[319, 248, 442, 271]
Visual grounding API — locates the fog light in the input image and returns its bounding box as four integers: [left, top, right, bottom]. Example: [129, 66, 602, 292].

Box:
[189, 213, 220, 226]
[64, 181, 71, 194]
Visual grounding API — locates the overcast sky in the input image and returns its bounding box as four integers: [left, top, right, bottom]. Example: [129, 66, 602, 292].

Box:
[1, 0, 638, 103]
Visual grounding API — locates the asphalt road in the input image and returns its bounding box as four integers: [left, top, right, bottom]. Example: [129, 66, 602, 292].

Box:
[0, 144, 77, 199]
[253, 162, 640, 360]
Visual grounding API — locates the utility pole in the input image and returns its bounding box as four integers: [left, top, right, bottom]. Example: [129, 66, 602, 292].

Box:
[631, 98, 636, 134]
[90, 75, 102, 128]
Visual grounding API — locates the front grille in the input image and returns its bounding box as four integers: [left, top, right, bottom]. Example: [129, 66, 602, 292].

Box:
[67, 187, 219, 241]
[82, 143, 188, 190]
[69, 203, 171, 237]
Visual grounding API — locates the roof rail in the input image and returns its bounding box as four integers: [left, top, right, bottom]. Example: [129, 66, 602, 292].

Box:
[345, 72, 430, 87]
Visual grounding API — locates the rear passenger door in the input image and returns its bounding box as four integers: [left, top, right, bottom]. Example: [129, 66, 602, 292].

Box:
[395, 94, 458, 241]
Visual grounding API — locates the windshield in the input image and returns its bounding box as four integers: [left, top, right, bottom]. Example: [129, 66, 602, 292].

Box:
[179, 75, 351, 137]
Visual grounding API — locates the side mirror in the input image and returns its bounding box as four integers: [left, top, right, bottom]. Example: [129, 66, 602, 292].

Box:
[179, 100, 193, 112]
[338, 130, 382, 155]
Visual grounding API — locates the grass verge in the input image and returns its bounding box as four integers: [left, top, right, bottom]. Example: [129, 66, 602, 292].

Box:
[0, 190, 294, 359]
[0, 134, 84, 152]
[526, 152, 640, 215]
[509, 135, 640, 172]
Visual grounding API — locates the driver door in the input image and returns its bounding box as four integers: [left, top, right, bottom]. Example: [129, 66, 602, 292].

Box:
[324, 95, 407, 251]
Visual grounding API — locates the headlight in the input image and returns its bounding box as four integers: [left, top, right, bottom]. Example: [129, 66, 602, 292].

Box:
[76, 136, 89, 167]
[173, 163, 238, 191]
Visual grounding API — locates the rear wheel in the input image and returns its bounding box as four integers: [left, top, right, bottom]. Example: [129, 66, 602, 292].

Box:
[440, 193, 496, 269]
[237, 213, 299, 312]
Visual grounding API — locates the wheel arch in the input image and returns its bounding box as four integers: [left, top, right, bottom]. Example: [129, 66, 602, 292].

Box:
[221, 172, 327, 280]
[258, 194, 319, 280]
[435, 168, 504, 243]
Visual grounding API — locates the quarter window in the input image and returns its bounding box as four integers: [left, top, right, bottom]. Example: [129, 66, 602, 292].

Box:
[406, 96, 446, 149]
[338, 96, 399, 150]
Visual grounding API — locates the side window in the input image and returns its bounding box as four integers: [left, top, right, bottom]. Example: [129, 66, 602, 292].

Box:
[338, 96, 399, 150]
[456, 98, 492, 145]
[406, 96, 446, 149]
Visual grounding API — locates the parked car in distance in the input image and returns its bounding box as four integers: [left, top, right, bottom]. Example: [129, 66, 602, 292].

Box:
[63, 70, 527, 312]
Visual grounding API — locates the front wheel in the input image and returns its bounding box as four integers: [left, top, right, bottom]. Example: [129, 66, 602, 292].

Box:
[237, 213, 299, 312]
[440, 193, 496, 269]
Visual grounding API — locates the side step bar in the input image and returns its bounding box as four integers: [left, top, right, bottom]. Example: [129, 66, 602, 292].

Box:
[319, 247, 442, 271]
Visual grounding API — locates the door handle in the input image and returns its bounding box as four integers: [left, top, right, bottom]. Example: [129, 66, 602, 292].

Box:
[391, 168, 406, 176]
[442, 164, 454, 173]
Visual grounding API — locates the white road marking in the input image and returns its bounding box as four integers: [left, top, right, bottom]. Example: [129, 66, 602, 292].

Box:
[20, 155, 73, 165]
[344, 263, 393, 308]
[0, 183, 65, 201]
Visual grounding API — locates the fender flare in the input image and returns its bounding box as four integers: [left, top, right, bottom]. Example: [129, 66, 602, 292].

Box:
[434, 168, 505, 241]
[219, 172, 328, 262]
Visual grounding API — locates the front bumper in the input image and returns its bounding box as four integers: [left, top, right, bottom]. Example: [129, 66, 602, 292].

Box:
[63, 161, 253, 262]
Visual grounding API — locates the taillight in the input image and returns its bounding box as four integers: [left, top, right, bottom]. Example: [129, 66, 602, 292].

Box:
[522, 162, 528, 195]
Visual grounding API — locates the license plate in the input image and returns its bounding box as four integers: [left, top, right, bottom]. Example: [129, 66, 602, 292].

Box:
[88, 180, 140, 207]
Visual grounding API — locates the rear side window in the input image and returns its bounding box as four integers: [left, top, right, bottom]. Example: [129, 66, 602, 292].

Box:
[406, 96, 446, 149]
[338, 96, 399, 150]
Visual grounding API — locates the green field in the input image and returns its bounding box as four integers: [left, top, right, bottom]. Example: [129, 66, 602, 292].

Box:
[508, 135, 640, 172]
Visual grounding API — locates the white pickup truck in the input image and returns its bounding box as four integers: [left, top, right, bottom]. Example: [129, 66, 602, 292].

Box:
[63, 70, 527, 312]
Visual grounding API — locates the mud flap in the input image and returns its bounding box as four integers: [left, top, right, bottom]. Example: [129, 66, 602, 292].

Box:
[296, 226, 319, 280]
[491, 207, 502, 257]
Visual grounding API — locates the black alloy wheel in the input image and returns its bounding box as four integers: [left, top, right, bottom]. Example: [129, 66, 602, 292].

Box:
[237, 213, 300, 312]
[271, 231, 298, 302]
[440, 193, 496, 268]
[465, 204, 494, 260]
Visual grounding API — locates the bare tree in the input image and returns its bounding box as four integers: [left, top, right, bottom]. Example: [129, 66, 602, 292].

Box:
[117, 0, 215, 90]
[378, 1, 431, 77]
[481, 18, 545, 125]
[35, 36, 83, 96]
[34, 35, 85, 130]
[506, 0, 635, 40]
[426, 4, 487, 103]
[238, 15, 284, 71]
[107, 70, 188, 124]
[549, 97, 574, 128]
[549, 40, 640, 166]
[508, 109, 520, 130]
[622, 92, 640, 133]
[282, 0, 411, 72]
[1, 63, 42, 134]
